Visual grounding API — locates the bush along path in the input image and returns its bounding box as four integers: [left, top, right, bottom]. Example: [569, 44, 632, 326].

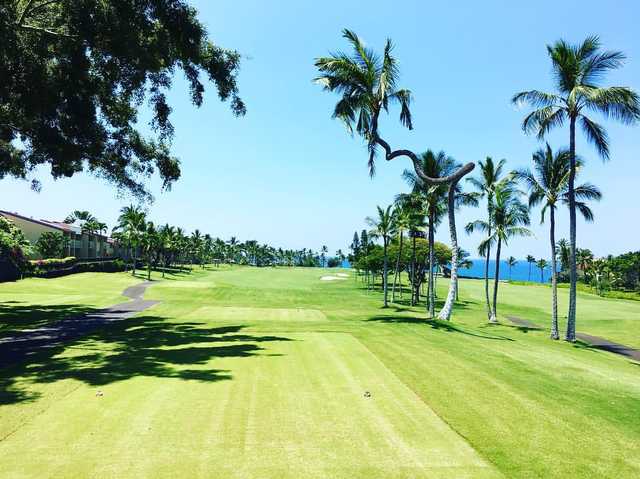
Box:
[0, 281, 158, 367]
[507, 316, 640, 362]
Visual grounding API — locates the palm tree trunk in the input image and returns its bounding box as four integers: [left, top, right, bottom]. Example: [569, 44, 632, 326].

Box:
[566, 116, 578, 342]
[438, 184, 459, 321]
[411, 235, 417, 306]
[428, 210, 435, 318]
[550, 207, 559, 339]
[383, 239, 389, 308]
[391, 232, 403, 302]
[483, 230, 492, 320]
[490, 237, 501, 323]
[528, 262, 531, 281]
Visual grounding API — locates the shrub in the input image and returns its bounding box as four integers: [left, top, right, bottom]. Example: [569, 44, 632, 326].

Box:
[0, 216, 32, 281]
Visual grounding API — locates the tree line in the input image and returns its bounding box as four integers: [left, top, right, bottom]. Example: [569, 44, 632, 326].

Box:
[315, 30, 639, 341]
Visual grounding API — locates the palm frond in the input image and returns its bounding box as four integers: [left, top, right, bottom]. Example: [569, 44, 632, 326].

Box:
[575, 201, 595, 222]
[512, 90, 560, 108]
[580, 115, 610, 160]
[583, 86, 640, 125]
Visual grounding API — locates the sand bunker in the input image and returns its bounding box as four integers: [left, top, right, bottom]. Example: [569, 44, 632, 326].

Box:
[320, 275, 347, 281]
[336, 273, 349, 278]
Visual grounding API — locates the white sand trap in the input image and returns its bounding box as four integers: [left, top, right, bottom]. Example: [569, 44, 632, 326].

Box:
[336, 273, 349, 278]
[320, 275, 347, 281]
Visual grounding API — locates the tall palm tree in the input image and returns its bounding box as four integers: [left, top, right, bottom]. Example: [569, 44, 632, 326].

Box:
[506, 256, 517, 281]
[320, 245, 329, 267]
[515, 144, 601, 339]
[526, 255, 536, 281]
[366, 205, 395, 307]
[512, 36, 639, 341]
[403, 150, 454, 317]
[113, 205, 146, 275]
[467, 157, 510, 320]
[537, 259, 549, 283]
[140, 221, 159, 280]
[469, 182, 532, 322]
[390, 201, 410, 302]
[556, 239, 570, 273]
[315, 29, 474, 318]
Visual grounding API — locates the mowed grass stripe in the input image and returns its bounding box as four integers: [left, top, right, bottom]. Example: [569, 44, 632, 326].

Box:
[0, 331, 500, 478]
[183, 306, 327, 322]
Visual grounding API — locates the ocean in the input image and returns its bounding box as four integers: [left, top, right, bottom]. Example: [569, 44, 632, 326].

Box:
[342, 258, 553, 283]
[459, 258, 551, 283]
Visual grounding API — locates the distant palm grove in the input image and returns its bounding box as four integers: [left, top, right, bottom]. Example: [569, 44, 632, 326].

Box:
[315, 29, 639, 341]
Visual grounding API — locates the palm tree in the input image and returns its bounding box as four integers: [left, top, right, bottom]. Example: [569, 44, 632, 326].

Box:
[556, 239, 570, 273]
[506, 256, 518, 281]
[64, 210, 102, 257]
[366, 205, 395, 307]
[456, 248, 473, 301]
[113, 205, 146, 275]
[467, 157, 510, 320]
[515, 144, 601, 339]
[469, 182, 532, 322]
[140, 221, 159, 280]
[390, 200, 410, 301]
[512, 36, 639, 341]
[320, 245, 329, 267]
[577, 248, 595, 282]
[537, 259, 549, 283]
[402, 150, 455, 317]
[526, 255, 536, 281]
[315, 29, 474, 318]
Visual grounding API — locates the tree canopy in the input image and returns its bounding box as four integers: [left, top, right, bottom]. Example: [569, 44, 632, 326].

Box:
[1, 0, 245, 200]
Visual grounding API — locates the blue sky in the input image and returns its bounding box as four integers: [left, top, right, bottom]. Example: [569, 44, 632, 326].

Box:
[3, 0, 639, 259]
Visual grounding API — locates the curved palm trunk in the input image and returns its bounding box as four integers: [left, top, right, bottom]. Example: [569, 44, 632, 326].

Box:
[438, 184, 459, 321]
[550, 208, 559, 340]
[382, 239, 389, 308]
[427, 210, 435, 318]
[566, 117, 578, 342]
[528, 262, 532, 281]
[490, 237, 502, 323]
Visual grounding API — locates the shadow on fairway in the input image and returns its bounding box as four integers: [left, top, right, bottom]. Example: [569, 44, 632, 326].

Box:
[0, 308, 291, 406]
[366, 315, 514, 341]
[0, 303, 102, 337]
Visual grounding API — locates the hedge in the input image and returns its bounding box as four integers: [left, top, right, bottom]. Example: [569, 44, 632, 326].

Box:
[29, 258, 126, 278]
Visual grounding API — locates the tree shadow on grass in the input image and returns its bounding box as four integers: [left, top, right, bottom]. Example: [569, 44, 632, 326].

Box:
[0, 303, 98, 338]
[365, 315, 514, 341]
[0, 309, 292, 406]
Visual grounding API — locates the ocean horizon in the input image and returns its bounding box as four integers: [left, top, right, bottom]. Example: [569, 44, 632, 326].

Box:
[342, 258, 553, 283]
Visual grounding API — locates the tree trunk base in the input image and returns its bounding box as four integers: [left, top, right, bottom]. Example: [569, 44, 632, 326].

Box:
[488, 314, 498, 324]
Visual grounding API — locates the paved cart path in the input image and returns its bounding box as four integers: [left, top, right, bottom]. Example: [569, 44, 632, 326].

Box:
[507, 316, 640, 362]
[0, 281, 158, 367]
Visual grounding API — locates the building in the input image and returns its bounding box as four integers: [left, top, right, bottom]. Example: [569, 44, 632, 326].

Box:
[0, 210, 117, 260]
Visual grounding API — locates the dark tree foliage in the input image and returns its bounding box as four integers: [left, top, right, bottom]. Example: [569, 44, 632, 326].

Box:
[0, 0, 245, 199]
[35, 231, 68, 258]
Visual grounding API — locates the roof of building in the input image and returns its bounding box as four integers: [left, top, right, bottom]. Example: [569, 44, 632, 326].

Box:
[0, 210, 108, 239]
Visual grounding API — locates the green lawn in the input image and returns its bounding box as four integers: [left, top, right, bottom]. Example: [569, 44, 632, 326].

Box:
[0, 272, 140, 338]
[1, 266, 639, 478]
[458, 278, 640, 349]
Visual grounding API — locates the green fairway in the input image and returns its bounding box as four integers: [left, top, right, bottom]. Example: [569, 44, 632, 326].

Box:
[1, 267, 639, 478]
[458, 278, 640, 349]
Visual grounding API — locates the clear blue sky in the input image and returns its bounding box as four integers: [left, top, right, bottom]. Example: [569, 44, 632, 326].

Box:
[2, 0, 639, 259]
